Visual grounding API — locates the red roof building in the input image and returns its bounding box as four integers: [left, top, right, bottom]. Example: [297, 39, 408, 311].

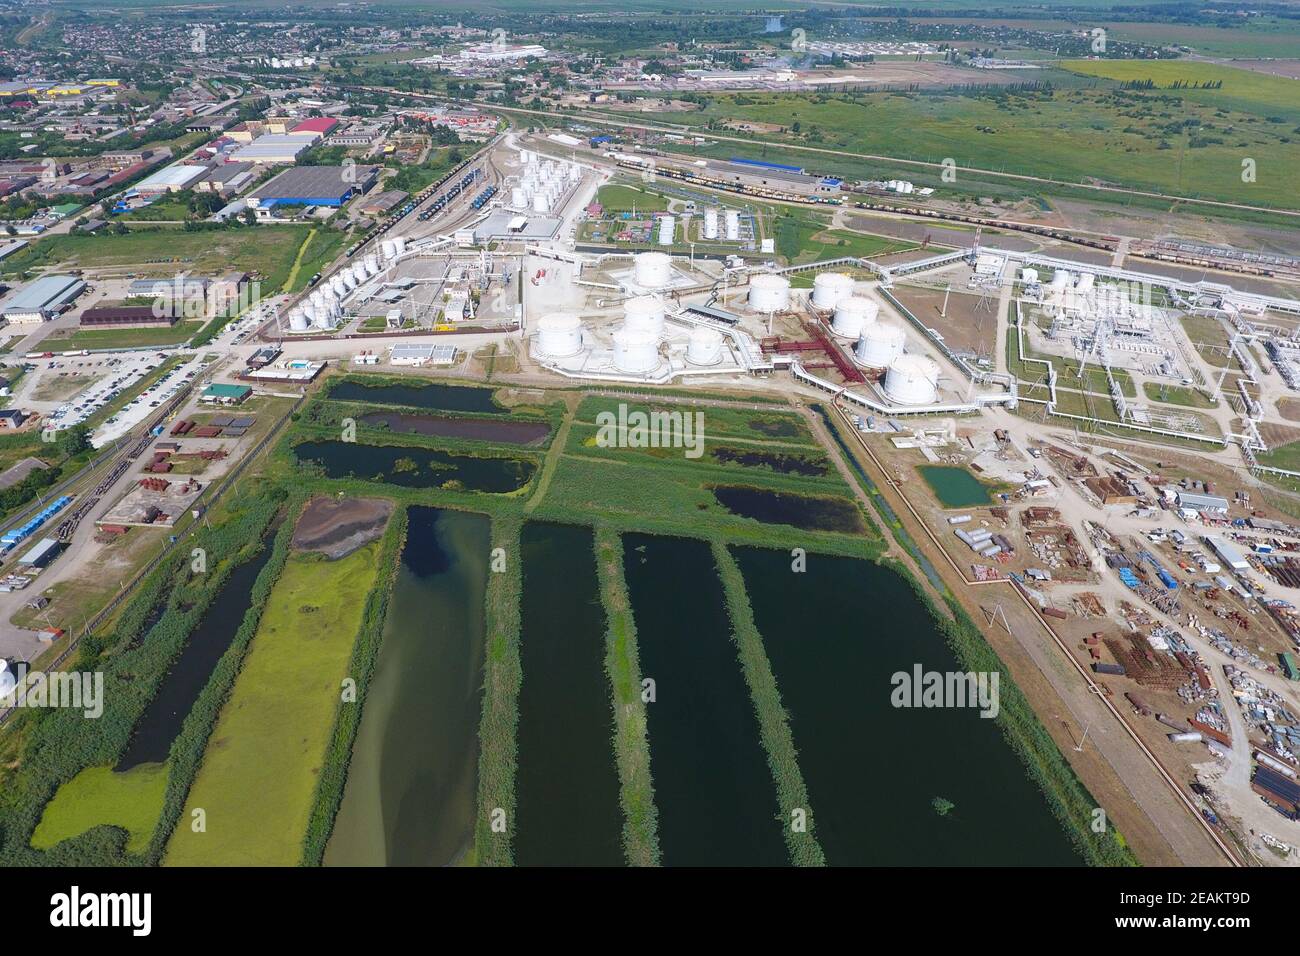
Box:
[292, 117, 339, 135]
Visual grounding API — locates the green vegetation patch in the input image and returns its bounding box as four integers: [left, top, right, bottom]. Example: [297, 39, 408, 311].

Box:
[31, 763, 168, 855]
[165, 543, 383, 866]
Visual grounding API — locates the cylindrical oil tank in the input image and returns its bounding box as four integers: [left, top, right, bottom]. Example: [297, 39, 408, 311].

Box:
[633, 251, 672, 289]
[748, 274, 790, 312]
[1050, 269, 1071, 292]
[381, 239, 397, 261]
[364, 254, 380, 275]
[351, 263, 368, 285]
[702, 208, 719, 240]
[612, 326, 659, 374]
[536, 312, 583, 358]
[1020, 267, 1039, 285]
[329, 276, 348, 296]
[1075, 272, 1096, 293]
[511, 186, 528, 209]
[884, 354, 940, 406]
[832, 296, 879, 339]
[811, 272, 855, 311]
[686, 326, 724, 366]
[854, 321, 906, 368]
[313, 309, 334, 331]
[519, 148, 532, 166]
[288, 309, 310, 333]
[657, 215, 675, 246]
[392, 236, 407, 256]
[532, 192, 550, 213]
[623, 295, 665, 337]
[724, 209, 740, 241]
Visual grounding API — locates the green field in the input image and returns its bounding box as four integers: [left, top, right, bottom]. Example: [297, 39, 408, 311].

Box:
[1061, 59, 1300, 118]
[44, 321, 204, 351]
[164, 544, 383, 866]
[656, 79, 1300, 209]
[774, 211, 916, 264]
[31, 763, 168, 855]
[1141, 381, 1216, 409]
[596, 183, 669, 212]
[0, 226, 344, 294]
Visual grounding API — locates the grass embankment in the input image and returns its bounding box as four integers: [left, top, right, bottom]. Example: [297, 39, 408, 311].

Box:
[165, 541, 384, 866]
[593, 528, 659, 866]
[473, 516, 523, 866]
[300, 508, 405, 865]
[49, 322, 203, 352]
[31, 763, 168, 855]
[712, 540, 824, 867]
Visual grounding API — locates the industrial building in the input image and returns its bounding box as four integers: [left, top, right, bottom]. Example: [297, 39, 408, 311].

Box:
[80, 305, 177, 328]
[1205, 536, 1250, 573]
[247, 165, 379, 212]
[135, 162, 209, 195]
[200, 383, 252, 405]
[697, 158, 842, 198]
[0, 274, 86, 323]
[1178, 491, 1230, 515]
[229, 134, 313, 165]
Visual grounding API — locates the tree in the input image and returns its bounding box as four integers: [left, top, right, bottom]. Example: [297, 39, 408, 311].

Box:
[56, 424, 91, 458]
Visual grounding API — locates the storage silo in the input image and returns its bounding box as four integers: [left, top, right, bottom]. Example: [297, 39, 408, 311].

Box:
[536, 312, 583, 358]
[812, 272, 855, 311]
[703, 208, 720, 240]
[748, 274, 790, 312]
[724, 210, 741, 241]
[884, 354, 940, 406]
[633, 251, 672, 289]
[854, 322, 905, 368]
[623, 295, 665, 337]
[612, 326, 660, 374]
[657, 215, 675, 246]
[686, 326, 724, 366]
[832, 296, 879, 339]
[288, 309, 311, 333]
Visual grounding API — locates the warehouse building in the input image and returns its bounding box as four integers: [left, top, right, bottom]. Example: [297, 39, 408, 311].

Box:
[1205, 536, 1250, 573]
[229, 134, 313, 165]
[666, 157, 842, 198]
[135, 162, 209, 196]
[0, 274, 86, 323]
[247, 164, 379, 213]
[80, 305, 178, 328]
[1178, 491, 1230, 515]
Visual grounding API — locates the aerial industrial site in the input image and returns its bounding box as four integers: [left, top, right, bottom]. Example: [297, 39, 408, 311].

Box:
[0, 0, 1296, 920]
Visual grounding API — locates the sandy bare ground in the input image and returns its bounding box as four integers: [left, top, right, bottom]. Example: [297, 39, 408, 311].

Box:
[292, 496, 394, 559]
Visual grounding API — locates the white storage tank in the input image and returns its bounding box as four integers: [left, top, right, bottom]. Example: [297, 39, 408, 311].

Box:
[748, 274, 790, 312]
[288, 309, 310, 333]
[612, 326, 660, 374]
[812, 272, 855, 311]
[1075, 272, 1096, 293]
[314, 309, 334, 331]
[532, 192, 550, 213]
[1050, 269, 1071, 293]
[854, 322, 906, 368]
[623, 295, 665, 337]
[511, 186, 528, 209]
[633, 251, 672, 289]
[330, 275, 348, 296]
[703, 208, 720, 240]
[657, 215, 675, 246]
[381, 239, 397, 261]
[351, 263, 368, 285]
[686, 326, 724, 366]
[519, 148, 532, 166]
[832, 296, 879, 339]
[392, 236, 407, 256]
[724, 209, 741, 241]
[536, 312, 583, 358]
[884, 354, 940, 406]
[1019, 267, 1039, 285]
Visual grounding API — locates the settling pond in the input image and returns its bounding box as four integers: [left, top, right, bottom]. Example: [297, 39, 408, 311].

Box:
[294, 440, 535, 494]
[712, 484, 864, 534]
[329, 381, 505, 415]
[325, 507, 489, 866]
[919, 465, 995, 508]
[733, 545, 1081, 866]
[514, 522, 623, 865]
[358, 411, 549, 446]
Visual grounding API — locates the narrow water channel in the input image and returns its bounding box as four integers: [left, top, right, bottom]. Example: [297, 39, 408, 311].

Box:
[324, 506, 489, 866]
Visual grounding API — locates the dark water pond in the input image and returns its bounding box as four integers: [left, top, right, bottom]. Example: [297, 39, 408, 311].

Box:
[329, 380, 504, 414]
[711, 446, 826, 477]
[733, 545, 1081, 866]
[623, 532, 787, 865]
[712, 484, 863, 533]
[514, 522, 624, 866]
[358, 411, 549, 446]
[294, 439, 534, 494]
[116, 544, 277, 771]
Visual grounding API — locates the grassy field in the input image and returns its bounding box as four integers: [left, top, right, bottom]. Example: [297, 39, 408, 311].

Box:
[0, 226, 330, 293]
[596, 183, 670, 212]
[1060, 59, 1300, 120]
[164, 544, 381, 866]
[666, 81, 1300, 209]
[1141, 381, 1216, 409]
[774, 210, 916, 264]
[43, 321, 204, 351]
[31, 762, 168, 855]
